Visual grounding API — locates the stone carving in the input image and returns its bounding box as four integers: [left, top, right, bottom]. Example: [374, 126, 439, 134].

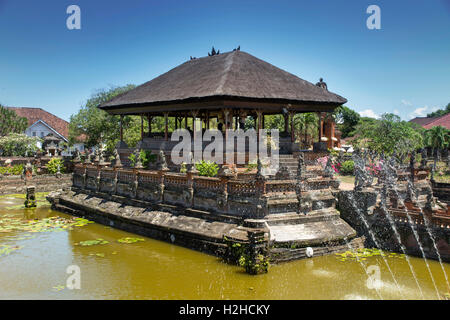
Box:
[113, 149, 123, 168]
[420, 148, 427, 169]
[156, 149, 168, 171]
[133, 148, 143, 169]
[324, 155, 334, 178]
[353, 149, 372, 191]
[255, 157, 267, 181]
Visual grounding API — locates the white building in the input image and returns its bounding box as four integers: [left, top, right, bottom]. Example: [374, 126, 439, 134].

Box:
[7, 106, 85, 153]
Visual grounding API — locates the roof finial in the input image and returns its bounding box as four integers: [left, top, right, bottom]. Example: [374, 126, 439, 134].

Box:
[316, 78, 328, 90]
[208, 46, 220, 56]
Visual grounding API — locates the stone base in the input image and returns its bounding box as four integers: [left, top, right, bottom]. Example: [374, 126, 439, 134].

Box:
[313, 142, 328, 153]
[46, 188, 363, 264]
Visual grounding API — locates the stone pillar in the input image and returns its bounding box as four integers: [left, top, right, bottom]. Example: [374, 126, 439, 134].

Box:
[217, 164, 234, 212]
[186, 166, 196, 207]
[82, 163, 87, 189]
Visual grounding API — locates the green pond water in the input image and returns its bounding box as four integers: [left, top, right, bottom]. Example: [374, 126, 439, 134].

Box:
[0, 193, 449, 300]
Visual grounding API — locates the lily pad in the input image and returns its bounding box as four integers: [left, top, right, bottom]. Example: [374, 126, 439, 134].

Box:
[117, 237, 145, 244]
[75, 238, 109, 246]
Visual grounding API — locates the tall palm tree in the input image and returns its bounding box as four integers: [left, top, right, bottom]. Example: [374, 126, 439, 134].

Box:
[424, 126, 450, 170]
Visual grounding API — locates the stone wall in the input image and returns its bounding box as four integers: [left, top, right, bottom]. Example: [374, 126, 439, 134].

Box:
[431, 181, 450, 203]
[0, 174, 72, 195]
[337, 188, 450, 262]
[0, 156, 74, 174]
[72, 164, 288, 219]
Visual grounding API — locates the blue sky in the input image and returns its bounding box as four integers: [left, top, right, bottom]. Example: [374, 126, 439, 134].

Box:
[0, 0, 449, 122]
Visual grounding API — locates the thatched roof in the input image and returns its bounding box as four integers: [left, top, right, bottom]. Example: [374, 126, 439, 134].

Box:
[99, 50, 347, 114]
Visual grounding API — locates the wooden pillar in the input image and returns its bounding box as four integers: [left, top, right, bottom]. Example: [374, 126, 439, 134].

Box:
[147, 115, 152, 135]
[318, 112, 323, 142]
[284, 113, 289, 133]
[164, 112, 169, 141]
[290, 111, 295, 142]
[175, 116, 178, 130]
[206, 111, 210, 129]
[140, 115, 144, 141]
[192, 110, 199, 142]
[120, 115, 124, 142]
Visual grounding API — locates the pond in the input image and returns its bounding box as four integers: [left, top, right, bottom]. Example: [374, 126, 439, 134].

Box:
[0, 193, 449, 300]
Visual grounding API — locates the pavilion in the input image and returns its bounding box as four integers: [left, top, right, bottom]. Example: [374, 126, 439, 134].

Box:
[98, 49, 347, 164]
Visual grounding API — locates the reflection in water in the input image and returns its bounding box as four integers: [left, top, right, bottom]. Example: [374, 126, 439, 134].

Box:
[0, 193, 449, 300]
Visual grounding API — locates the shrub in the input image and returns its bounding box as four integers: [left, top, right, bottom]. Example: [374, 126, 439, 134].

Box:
[0, 133, 40, 156]
[0, 164, 23, 175]
[195, 160, 219, 177]
[128, 150, 156, 167]
[47, 158, 65, 174]
[340, 160, 354, 175]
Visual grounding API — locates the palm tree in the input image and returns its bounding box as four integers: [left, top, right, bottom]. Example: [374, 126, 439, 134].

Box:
[424, 126, 450, 170]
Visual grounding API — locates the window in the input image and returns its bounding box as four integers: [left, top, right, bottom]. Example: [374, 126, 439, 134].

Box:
[40, 132, 44, 138]
[32, 132, 36, 136]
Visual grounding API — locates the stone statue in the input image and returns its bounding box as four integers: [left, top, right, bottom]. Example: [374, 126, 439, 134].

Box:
[133, 148, 143, 169]
[113, 149, 122, 167]
[324, 155, 334, 178]
[315, 78, 328, 90]
[156, 149, 168, 171]
[409, 152, 416, 182]
[385, 155, 398, 190]
[94, 148, 100, 163]
[255, 157, 266, 181]
[297, 153, 305, 179]
[420, 148, 427, 169]
[353, 149, 372, 191]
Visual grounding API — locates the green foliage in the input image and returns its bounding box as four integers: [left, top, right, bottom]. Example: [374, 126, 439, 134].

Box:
[117, 237, 145, 244]
[75, 239, 109, 246]
[238, 253, 270, 275]
[139, 150, 156, 167]
[68, 85, 136, 149]
[46, 158, 65, 174]
[0, 105, 28, 136]
[427, 102, 450, 118]
[353, 113, 423, 156]
[195, 160, 219, 177]
[0, 133, 41, 156]
[334, 105, 361, 138]
[0, 164, 23, 175]
[128, 150, 156, 167]
[424, 126, 450, 150]
[340, 160, 355, 175]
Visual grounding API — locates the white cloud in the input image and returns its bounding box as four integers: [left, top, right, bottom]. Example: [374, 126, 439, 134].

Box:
[408, 106, 428, 119]
[401, 99, 412, 106]
[393, 109, 400, 115]
[358, 109, 380, 119]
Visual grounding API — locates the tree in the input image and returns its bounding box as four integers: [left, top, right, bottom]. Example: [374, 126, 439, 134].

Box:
[427, 102, 450, 118]
[354, 113, 423, 157]
[68, 85, 136, 150]
[333, 105, 360, 138]
[0, 133, 41, 156]
[0, 105, 28, 136]
[424, 125, 450, 169]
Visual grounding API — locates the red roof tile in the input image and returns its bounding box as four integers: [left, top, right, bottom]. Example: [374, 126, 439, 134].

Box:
[423, 113, 450, 130]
